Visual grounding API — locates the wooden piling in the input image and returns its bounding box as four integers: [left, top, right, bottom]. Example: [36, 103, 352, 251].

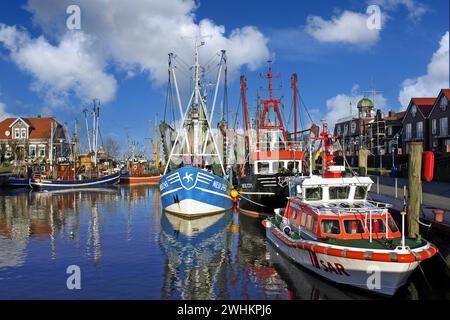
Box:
[358, 148, 369, 176]
[407, 142, 422, 238]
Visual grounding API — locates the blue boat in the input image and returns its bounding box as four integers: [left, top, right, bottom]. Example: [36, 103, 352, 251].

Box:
[160, 166, 232, 216]
[159, 45, 233, 217]
[5, 177, 31, 188]
[29, 172, 121, 190]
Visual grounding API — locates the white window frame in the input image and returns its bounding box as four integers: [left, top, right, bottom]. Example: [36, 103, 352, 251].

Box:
[416, 121, 423, 139]
[440, 117, 448, 137]
[20, 128, 27, 139]
[432, 119, 437, 135]
[38, 145, 46, 158]
[405, 123, 412, 140]
[441, 96, 448, 111]
[14, 128, 20, 139]
[387, 126, 392, 136]
[29, 145, 37, 159]
[351, 122, 356, 134]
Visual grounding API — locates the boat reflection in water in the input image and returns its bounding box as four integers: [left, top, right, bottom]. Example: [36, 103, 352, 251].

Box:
[265, 243, 375, 300]
[0, 188, 122, 266]
[0, 185, 443, 299]
[159, 212, 232, 299]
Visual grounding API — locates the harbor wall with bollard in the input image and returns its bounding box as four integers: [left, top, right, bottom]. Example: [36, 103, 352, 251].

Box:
[363, 141, 450, 274]
[335, 153, 450, 182]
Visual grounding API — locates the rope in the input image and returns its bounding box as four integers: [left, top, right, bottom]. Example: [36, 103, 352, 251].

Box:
[238, 193, 269, 208]
[437, 251, 450, 270]
[297, 88, 314, 124]
[417, 219, 432, 228]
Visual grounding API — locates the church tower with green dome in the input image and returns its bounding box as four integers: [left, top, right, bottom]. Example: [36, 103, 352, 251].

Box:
[357, 97, 374, 118]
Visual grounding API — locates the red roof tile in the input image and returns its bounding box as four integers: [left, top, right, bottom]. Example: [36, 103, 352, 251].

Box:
[411, 98, 436, 118]
[0, 117, 60, 140]
[441, 89, 450, 99]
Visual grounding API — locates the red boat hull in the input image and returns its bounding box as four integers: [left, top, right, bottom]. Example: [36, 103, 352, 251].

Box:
[120, 175, 161, 185]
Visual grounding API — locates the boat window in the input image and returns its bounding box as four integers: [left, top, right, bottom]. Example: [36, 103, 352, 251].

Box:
[311, 217, 318, 233]
[370, 219, 386, 233]
[306, 215, 313, 230]
[272, 161, 285, 172]
[388, 217, 399, 233]
[321, 219, 341, 235]
[355, 186, 368, 200]
[305, 187, 322, 201]
[257, 162, 270, 174]
[343, 220, 365, 234]
[288, 161, 297, 172]
[329, 186, 350, 200]
[301, 212, 307, 227]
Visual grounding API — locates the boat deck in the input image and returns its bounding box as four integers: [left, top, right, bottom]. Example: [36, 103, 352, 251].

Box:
[270, 216, 427, 250]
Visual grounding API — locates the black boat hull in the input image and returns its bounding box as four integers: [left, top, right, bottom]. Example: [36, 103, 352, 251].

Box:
[238, 173, 290, 217]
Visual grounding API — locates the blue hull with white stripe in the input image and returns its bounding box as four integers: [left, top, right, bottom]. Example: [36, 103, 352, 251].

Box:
[159, 166, 233, 217]
[29, 172, 121, 190]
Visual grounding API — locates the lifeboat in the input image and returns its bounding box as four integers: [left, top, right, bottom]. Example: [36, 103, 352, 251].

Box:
[263, 121, 437, 296]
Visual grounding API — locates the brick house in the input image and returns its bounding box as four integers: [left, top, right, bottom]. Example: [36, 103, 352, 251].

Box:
[384, 110, 405, 154]
[428, 89, 450, 153]
[0, 116, 68, 164]
[401, 98, 436, 154]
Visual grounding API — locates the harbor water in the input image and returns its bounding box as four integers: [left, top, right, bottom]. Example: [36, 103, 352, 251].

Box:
[0, 185, 447, 300]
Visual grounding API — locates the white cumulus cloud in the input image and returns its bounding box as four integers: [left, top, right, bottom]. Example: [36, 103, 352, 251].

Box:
[324, 84, 388, 127]
[0, 25, 117, 106]
[0, 102, 12, 120]
[24, 0, 269, 84]
[399, 31, 449, 107]
[306, 10, 381, 48]
[369, 0, 429, 20]
[0, 0, 270, 108]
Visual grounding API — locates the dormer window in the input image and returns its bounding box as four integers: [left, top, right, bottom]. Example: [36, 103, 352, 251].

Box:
[14, 128, 20, 139]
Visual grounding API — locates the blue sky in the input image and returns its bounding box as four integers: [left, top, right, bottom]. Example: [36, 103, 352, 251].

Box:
[0, 0, 448, 157]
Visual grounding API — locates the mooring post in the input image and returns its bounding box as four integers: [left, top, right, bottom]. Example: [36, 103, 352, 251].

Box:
[407, 142, 422, 238]
[395, 178, 398, 199]
[377, 176, 380, 194]
[358, 148, 368, 176]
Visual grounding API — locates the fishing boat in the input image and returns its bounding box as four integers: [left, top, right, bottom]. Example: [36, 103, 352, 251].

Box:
[237, 67, 311, 217]
[263, 121, 438, 296]
[30, 100, 121, 190]
[29, 171, 120, 190]
[120, 159, 160, 185]
[121, 117, 162, 185]
[159, 41, 233, 216]
[5, 177, 30, 188]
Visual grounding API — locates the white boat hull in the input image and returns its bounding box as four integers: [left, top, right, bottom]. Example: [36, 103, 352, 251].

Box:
[267, 225, 419, 296]
[164, 199, 227, 217]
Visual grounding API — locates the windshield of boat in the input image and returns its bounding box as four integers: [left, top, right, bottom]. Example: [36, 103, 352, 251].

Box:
[343, 219, 365, 234]
[354, 186, 368, 200]
[305, 187, 322, 201]
[329, 186, 350, 200]
[321, 219, 341, 235]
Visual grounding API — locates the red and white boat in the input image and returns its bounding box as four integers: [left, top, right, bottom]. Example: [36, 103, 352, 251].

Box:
[120, 174, 160, 185]
[120, 158, 161, 185]
[263, 121, 438, 296]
